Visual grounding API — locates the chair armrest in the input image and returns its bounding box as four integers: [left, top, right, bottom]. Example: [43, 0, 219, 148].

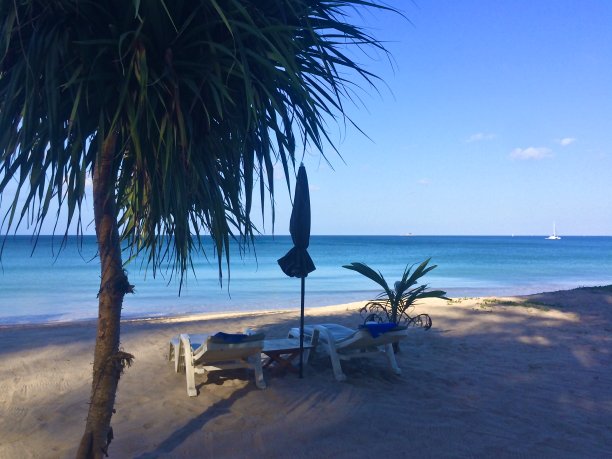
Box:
[313, 325, 334, 347]
[179, 334, 193, 354]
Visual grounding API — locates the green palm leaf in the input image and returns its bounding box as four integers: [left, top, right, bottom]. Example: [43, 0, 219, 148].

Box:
[343, 262, 394, 299]
[345, 258, 448, 324]
[1, 0, 397, 283]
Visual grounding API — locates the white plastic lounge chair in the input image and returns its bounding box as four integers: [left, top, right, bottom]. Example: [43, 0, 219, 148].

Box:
[169, 330, 266, 396]
[288, 323, 407, 381]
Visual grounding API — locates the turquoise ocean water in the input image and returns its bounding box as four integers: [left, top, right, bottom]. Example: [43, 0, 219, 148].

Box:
[1, 235, 611, 325]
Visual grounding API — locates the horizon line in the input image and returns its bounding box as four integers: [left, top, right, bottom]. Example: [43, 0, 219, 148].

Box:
[3, 233, 611, 238]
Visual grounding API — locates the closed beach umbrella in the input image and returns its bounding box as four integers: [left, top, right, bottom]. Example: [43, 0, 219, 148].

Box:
[278, 163, 316, 377]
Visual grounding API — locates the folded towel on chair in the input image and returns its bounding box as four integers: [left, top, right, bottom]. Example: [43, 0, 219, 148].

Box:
[210, 332, 265, 344]
[359, 322, 400, 338]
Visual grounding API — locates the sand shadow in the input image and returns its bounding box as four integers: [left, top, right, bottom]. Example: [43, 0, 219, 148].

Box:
[133, 384, 252, 458]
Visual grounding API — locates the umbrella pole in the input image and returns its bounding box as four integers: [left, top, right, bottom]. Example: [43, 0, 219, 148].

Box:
[299, 276, 305, 378]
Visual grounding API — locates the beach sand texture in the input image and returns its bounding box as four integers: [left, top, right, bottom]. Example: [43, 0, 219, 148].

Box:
[1, 288, 611, 458]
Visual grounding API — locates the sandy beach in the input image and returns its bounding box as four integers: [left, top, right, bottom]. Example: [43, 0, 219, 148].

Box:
[1, 287, 611, 458]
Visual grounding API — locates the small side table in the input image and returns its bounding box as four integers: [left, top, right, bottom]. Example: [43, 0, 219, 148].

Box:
[262, 338, 314, 374]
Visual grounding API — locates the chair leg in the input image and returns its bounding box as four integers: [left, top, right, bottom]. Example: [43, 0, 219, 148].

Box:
[328, 347, 347, 381]
[303, 328, 320, 363]
[184, 358, 198, 396]
[173, 339, 182, 373]
[251, 353, 267, 389]
[184, 359, 198, 396]
[180, 335, 198, 396]
[315, 326, 346, 382]
[384, 343, 402, 375]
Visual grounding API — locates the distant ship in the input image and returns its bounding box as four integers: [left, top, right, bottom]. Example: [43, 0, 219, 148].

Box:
[545, 223, 561, 240]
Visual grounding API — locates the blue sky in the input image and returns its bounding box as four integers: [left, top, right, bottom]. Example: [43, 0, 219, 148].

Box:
[277, 0, 612, 236]
[3, 0, 612, 236]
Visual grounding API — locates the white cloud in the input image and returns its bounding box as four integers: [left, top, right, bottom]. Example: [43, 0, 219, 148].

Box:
[466, 132, 495, 142]
[510, 147, 553, 160]
[558, 137, 576, 147]
[417, 178, 431, 185]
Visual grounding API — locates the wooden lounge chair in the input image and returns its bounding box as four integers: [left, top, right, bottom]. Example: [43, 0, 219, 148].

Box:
[288, 323, 407, 381]
[169, 331, 266, 396]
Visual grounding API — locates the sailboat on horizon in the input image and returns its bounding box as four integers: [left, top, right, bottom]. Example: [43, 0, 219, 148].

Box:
[546, 222, 561, 240]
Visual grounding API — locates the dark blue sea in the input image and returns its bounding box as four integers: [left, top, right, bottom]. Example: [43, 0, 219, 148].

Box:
[1, 235, 611, 325]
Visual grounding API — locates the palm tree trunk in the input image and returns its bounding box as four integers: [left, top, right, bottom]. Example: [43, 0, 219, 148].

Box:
[77, 134, 133, 459]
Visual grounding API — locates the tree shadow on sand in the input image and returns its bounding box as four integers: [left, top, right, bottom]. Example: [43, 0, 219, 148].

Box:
[3, 287, 612, 458]
[134, 376, 252, 459]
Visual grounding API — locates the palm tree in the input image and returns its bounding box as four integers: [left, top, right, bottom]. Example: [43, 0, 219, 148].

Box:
[0, 1, 398, 457]
[343, 259, 448, 326]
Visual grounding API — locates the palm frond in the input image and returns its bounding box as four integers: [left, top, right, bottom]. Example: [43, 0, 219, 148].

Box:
[346, 258, 447, 324]
[343, 262, 393, 298]
[0, 0, 400, 285]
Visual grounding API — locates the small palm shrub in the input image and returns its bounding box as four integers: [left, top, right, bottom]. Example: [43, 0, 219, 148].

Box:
[343, 258, 447, 328]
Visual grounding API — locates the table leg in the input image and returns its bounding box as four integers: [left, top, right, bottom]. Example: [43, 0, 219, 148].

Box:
[263, 351, 300, 373]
